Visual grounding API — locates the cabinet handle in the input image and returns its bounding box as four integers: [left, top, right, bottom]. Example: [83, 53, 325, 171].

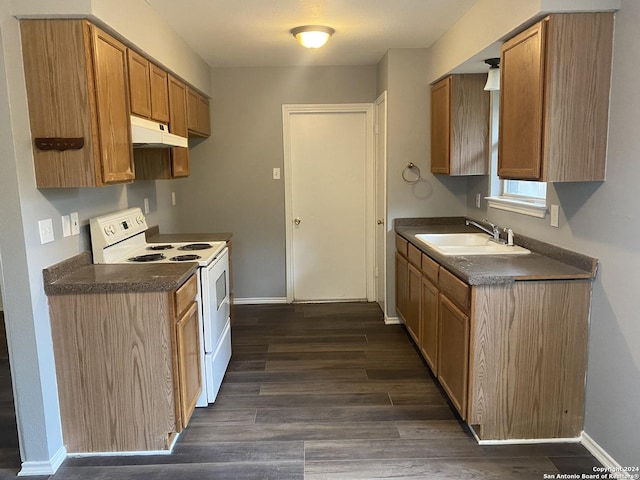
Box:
[294, 217, 301, 225]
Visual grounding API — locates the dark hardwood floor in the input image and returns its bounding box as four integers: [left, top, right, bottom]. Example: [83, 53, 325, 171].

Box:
[0, 303, 602, 479]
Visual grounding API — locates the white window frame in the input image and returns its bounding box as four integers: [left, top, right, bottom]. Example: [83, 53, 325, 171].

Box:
[485, 91, 548, 219]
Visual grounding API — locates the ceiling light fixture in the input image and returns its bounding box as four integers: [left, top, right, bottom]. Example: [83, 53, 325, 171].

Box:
[484, 58, 500, 91]
[290, 25, 335, 49]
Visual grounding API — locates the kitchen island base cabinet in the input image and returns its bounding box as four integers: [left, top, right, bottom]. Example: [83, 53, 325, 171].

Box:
[48, 274, 201, 453]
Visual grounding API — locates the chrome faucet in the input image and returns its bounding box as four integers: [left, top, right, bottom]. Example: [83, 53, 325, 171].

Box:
[465, 219, 505, 244]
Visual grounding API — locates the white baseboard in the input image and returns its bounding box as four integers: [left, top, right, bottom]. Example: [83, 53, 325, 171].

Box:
[18, 445, 66, 477]
[581, 431, 629, 478]
[384, 315, 401, 325]
[233, 297, 288, 305]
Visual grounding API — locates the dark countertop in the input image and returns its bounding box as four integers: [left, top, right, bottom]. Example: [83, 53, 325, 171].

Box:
[395, 217, 598, 285]
[43, 252, 197, 295]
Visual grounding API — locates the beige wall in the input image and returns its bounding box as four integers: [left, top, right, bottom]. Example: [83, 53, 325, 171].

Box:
[383, 48, 468, 317]
[177, 66, 377, 300]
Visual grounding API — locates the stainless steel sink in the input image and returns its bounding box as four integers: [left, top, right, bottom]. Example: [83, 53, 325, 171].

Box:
[414, 233, 531, 256]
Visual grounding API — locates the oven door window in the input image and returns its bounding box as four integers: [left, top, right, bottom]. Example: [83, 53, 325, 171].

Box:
[215, 270, 227, 311]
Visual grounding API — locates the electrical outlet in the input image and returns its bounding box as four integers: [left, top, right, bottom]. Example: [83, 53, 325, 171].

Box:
[38, 219, 54, 244]
[273, 168, 281, 180]
[144, 198, 150, 214]
[62, 215, 71, 237]
[475, 193, 481, 209]
[70, 212, 80, 235]
[171, 192, 176, 206]
[550, 204, 559, 228]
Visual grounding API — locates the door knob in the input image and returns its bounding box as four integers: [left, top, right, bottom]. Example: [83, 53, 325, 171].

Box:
[294, 217, 301, 225]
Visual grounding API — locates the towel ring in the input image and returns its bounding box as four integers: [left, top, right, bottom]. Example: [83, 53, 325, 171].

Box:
[402, 163, 421, 184]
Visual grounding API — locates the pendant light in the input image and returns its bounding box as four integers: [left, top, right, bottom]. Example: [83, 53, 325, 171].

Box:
[290, 25, 335, 49]
[484, 58, 500, 91]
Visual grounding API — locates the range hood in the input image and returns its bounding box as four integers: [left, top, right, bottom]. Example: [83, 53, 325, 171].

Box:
[130, 116, 188, 148]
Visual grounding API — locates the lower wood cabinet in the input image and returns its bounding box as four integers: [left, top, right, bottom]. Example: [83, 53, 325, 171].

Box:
[48, 274, 201, 453]
[395, 252, 408, 322]
[437, 294, 470, 419]
[395, 233, 591, 441]
[405, 262, 422, 343]
[419, 275, 439, 374]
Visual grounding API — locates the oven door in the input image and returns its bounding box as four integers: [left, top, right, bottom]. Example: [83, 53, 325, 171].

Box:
[200, 247, 230, 353]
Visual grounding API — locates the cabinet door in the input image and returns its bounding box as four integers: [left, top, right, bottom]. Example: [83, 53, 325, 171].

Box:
[395, 252, 408, 322]
[498, 20, 546, 180]
[176, 301, 202, 429]
[150, 64, 170, 123]
[197, 95, 211, 136]
[168, 75, 190, 177]
[405, 263, 421, 343]
[90, 25, 134, 184]
[420, 276, 439, 373]
[127, 49, 151, 118]
[438, 294, 470, 420]
[430, 77, 451, 174]
[186, 87, 199, 133]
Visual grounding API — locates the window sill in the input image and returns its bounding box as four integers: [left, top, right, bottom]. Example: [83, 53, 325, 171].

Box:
[485, 196, 548, 218]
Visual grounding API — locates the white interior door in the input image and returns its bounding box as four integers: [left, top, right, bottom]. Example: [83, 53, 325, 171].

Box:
[375, 92, 387, 315]
[283, 104, 374, 302]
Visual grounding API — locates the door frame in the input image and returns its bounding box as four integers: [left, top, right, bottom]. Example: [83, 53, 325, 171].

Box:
[374, 91, 388, 316]
[282, 103, 376, 303]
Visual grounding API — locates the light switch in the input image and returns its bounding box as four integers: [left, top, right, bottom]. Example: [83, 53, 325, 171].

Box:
[144, 198, 150, 214]
[171, 191, 176, 206]
[70, 212, 80, 235]
[273, 168, 281, 180]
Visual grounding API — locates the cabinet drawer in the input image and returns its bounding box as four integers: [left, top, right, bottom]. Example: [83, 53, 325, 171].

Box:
[396, 235, 408, 257]
[175, 274, 197, 316]
[439, 267, 470, 313]
[408, 243, 422, 267]
[421, 254, 439, 284]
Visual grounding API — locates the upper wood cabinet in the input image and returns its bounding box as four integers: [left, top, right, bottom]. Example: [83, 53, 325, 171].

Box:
[127, 50, 152, 119]
[430, 74, 489, 176]
[187, 87, 211, 137]
[133, 75, 190, 180]
[21, 19, 134, 187]
[168, 75, 190, 177]
[498, 13, 614, 181]
[127, 50, 169, 123]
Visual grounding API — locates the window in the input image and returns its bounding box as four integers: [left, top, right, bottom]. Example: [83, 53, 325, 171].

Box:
[503, 179, 547, 201]
[485, 91, 548, 218]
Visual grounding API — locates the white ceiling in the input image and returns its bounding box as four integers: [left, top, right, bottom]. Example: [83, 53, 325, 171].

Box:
[146, 0, 478, 68]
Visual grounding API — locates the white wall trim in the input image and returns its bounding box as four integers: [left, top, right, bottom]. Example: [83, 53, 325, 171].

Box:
[384, 315, 401, 325]
[234, 297, 288, 305]
[581, 431, 629, 478]
[18, 445, 66, 477]
[486, 196, 547, 218]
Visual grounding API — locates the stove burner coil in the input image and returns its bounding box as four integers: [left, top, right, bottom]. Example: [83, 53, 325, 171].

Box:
[178, 243, 212, 251]
[147, 244, 174, 251]
[128, 253, 165, 262]
[170, 254, 201, 262]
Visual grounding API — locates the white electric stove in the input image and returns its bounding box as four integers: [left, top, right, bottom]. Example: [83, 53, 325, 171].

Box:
[90, 208, 232, 405]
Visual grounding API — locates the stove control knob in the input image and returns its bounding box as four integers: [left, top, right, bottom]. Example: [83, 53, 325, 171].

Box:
[136, 215, 145, 225]
[104, 225, 116, 236]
